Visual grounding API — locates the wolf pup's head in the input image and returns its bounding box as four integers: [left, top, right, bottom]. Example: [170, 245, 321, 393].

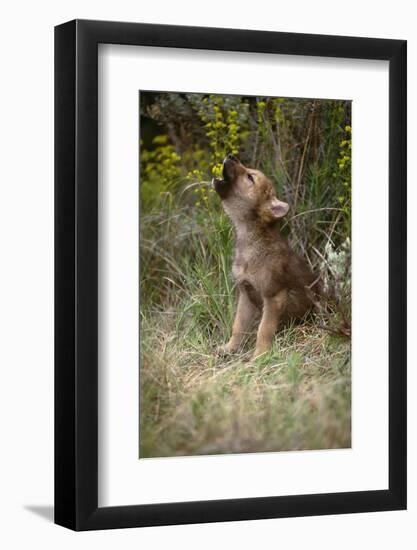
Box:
[212, 154, 289, 226]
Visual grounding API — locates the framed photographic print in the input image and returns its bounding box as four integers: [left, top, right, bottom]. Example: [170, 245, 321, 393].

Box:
[55, 19, 406, 530]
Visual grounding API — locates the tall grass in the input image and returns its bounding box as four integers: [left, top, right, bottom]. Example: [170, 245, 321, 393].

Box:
[139, 93, 351, 458]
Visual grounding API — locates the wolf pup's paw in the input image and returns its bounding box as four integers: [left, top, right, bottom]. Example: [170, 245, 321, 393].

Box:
[216, 343, 236, 356]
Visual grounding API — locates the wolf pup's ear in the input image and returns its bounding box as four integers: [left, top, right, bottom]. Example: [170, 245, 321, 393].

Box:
[270, 197, 289, 218]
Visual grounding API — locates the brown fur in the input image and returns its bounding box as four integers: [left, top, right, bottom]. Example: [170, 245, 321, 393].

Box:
[213, 155, 319, 360]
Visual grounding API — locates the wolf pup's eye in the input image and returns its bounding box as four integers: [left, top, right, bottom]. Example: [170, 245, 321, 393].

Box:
[247, 173, 255, 183]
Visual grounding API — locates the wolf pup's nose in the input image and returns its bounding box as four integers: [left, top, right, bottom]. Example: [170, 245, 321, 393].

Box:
[226, 153, 237, 162]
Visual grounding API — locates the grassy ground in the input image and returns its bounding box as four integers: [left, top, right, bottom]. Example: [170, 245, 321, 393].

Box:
[140, 310, 351, 458]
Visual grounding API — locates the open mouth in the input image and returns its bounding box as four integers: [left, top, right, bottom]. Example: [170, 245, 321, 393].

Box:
[212, 155, 238, 199]
[223, 154, 238, 181]
[212, 177, 229, 199]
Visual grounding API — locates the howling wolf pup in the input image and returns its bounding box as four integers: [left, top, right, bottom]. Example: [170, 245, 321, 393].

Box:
[213, 154, 319, 360]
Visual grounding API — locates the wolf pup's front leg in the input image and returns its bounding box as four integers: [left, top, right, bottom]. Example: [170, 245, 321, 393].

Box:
[218, 289, 256, 355]
[252, 291, 287, 360]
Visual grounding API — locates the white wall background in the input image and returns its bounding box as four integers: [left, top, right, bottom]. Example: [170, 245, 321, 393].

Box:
[0, 0, 414, 548]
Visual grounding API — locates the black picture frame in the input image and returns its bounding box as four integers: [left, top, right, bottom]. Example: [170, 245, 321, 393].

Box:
[55, 19, 407, 531]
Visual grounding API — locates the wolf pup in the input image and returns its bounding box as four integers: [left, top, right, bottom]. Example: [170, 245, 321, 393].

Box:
[213, 154, 319, 360]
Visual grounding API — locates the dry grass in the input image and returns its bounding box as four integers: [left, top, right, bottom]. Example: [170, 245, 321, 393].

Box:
[139, 309, 351, 458]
